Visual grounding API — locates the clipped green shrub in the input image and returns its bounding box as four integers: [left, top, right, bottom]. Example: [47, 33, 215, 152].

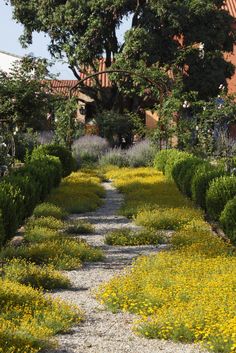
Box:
[5, 174, 39, 220]
[154, 149, 174, 173]
[172, 157, 204, 197]
[164, 150, 191, 180]
[33, 203, 68, 220]
[191, 164, 225, 210]
[4, 258, 71, 290]
[220, 197, 236, 244]
[31, 144, 76, 177]
[20, 155, 62, 200]
[206, 176, 236, 220]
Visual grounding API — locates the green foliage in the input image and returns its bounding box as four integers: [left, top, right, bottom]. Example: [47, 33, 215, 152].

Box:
[66, 220, 94, 235]
[5, 174, 39, 219]
[54, 98, 83, 149]
[31, 144, 76, 177]
[0, 56, 55, 132]
[1, 238, 104, 270]
[4, 258, 71, 290]
[105, 228, 165, 246]
[191, 164, 225, 209]
[96, 110, 134, 146]
[194, 95, 236, 157]
[8, 0, 235, 102]
[0, 182, 20, 240]
[206, 176, 236, 220]
[153, 149, 174, 173]
[0, 129, 13, 171]
[220, 197, 236, 244]
[0, 211, 5, 246]
[14, 129, 39, 162]
[172, 156, 204, 197]
[0, 153, 64, 244]
[33, 203, 68, 220]
[164, 150, 192, 180]
[24, 155, 62, 199]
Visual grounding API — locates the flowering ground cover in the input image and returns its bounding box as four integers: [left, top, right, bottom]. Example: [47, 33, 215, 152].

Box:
[47, 170, 105, 213]
[97, 167, 236, 353]
[0, 169, 105, 352]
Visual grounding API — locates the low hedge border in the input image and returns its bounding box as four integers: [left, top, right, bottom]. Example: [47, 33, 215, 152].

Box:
[154, 149, 236, 245]
[0, 144, 74, 244]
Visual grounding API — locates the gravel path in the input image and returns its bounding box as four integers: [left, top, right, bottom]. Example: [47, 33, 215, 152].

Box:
[46, 181, 206, 353]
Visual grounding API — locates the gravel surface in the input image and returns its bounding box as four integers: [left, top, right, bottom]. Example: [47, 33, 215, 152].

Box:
[46, 181, 206, 353]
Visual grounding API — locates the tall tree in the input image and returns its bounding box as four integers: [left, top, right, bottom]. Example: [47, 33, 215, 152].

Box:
[7, 0, 236, 99]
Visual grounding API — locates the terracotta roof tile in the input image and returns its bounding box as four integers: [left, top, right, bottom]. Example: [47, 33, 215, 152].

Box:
[80, 58, 112, 88]
[223, 0, 236, 18]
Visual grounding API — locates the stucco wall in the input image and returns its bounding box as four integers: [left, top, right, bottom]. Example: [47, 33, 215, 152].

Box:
[0, 51, 21, 73]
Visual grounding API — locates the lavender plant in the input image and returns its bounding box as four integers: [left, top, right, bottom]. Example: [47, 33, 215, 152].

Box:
[99, 148, 128, 167]
[72, 135, 109, 166]
[126, 140, 157, 167]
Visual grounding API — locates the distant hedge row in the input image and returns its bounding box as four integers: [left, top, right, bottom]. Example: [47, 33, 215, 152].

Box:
[0, 144, 76, 245]
[154, 150, 236, 245]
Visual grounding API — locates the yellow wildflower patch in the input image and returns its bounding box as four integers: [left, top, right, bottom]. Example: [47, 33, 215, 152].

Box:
[98, 167, 236, 353]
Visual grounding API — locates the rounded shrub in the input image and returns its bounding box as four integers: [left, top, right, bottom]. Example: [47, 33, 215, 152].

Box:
[191, 164, 225, 210]
[220, 197, 236, 244]
[164, 150, 192, 180]
[5, 174, 39, 220]
[154, 149, 175, 173]
[31, 144, 76, 177]
[25, 155, 62, 199]
[172, 156, 204, 197]
[206, 176, 236, 220]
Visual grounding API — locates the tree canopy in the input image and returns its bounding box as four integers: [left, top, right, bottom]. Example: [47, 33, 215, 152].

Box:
[0, 56, 54, 131]
[7, 0, 236, 99]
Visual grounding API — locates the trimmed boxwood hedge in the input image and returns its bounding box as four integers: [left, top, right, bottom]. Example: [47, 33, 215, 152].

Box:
[220, 197, 236, 245]
[31, 144, 77, 177]
[153, 149, 174, 173]
[191, 164, 225, 210]
[206, 176, 236, 221]
[0, 154, 63, 244]
[172, 156, 204, 197]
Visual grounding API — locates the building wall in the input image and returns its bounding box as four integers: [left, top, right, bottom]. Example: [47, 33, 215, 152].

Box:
[0, 51, 21, 73]
[145, 110, 159, 129]
[225, 44, 236, 94]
